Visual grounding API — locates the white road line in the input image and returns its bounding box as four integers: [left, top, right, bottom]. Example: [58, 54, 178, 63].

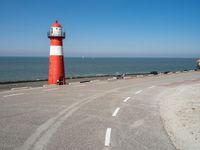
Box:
[135, 90, 142, 95]
[7, 87, 44, 93]
[43, 88, 58, 92]
[3, 93, 24, 97]
[11, 86, 29, 90]
[148, 86, 155, 89]
[29, 87, 44, 90]
[105, 128, 112, 146]
[112, 107, 120, 117]
[123, 97, 130, 102]
[16, 87, 44, 91]
[72, 85, 85, 88]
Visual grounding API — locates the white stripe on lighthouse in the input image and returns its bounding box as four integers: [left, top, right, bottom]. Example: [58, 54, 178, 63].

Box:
[50, 46, 63, 56]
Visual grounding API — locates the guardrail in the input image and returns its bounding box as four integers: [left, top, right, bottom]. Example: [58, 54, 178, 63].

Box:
[47, 31, 65, 38]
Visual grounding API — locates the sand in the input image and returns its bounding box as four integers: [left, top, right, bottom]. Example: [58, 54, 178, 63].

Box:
[160, 82, 200, 150]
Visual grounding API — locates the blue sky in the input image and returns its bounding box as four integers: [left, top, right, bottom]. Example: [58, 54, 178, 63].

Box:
[0, 0, 200, 57]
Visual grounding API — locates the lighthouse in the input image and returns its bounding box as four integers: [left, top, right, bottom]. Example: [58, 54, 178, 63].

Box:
[48, 20, 66, 85]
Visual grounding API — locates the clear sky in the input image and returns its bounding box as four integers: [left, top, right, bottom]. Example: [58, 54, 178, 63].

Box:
[0, 0, 200, 57]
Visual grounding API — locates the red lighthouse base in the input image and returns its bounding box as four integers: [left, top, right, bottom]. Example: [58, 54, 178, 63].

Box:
[48, 56, 66, 85]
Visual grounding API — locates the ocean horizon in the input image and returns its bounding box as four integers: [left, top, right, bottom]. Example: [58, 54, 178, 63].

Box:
[0, 57, 197, 82]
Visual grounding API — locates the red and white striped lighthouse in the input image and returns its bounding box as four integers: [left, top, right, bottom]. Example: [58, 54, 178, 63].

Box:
[48, 20, 66, 85]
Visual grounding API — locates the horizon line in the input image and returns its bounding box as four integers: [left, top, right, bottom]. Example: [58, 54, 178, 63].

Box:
[0, 56, 199, 59]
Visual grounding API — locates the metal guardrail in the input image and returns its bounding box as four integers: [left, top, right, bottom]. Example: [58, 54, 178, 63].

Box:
[47, 31, 65, 38]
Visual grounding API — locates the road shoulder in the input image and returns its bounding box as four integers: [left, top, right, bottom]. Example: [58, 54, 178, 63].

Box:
[159, 82, 200, 150]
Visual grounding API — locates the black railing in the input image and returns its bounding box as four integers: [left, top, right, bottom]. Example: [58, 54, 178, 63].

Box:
[47, 31, 65, 38]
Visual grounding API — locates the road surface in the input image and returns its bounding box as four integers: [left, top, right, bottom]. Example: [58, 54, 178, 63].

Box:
[0, 71, 199, 150]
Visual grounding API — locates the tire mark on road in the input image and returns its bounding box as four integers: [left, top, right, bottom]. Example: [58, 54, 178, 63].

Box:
[19, 86, 130, 150]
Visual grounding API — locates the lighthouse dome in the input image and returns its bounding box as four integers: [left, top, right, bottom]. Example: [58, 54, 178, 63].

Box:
[52, 20, 62, 27]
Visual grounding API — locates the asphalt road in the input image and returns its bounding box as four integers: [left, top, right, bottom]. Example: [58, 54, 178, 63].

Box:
[0, 71, 199, 150]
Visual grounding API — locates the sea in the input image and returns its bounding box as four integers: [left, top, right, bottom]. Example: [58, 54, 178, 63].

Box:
[0, 57, 197, 82]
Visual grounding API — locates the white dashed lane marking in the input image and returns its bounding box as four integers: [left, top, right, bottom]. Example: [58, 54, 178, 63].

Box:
[123, 97, 130, 102]
[112, 107, 120, 117]
[105, 128, 112, 146]
[135, 90, 142, 95]
[148, 86, 155, 89]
